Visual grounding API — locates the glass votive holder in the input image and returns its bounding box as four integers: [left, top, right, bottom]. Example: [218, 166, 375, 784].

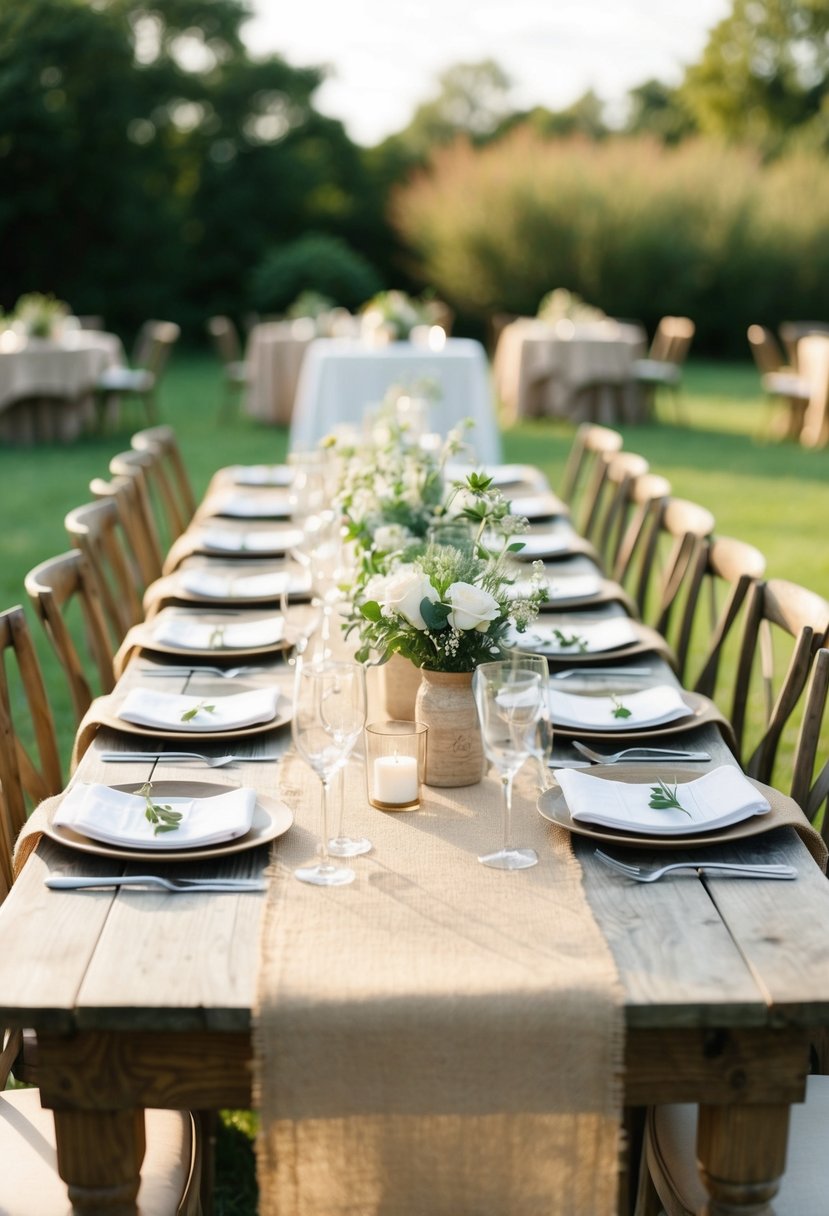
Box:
[365, 721, 428, 812]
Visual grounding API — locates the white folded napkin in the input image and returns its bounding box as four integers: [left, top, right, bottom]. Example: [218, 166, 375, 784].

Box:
[509, 572, 602, 603]
[509, 494, 565, 520]
[199, 528, 304, 554]
[515, 618, 638, 655]
[210, 493, 292, 519]
[445, 462, 548, 491]
[511, 530, 577, 559]
[547, 684, 691, 730]
[117, 686, 281, 731]
[54, 781, 257, 849]
[231, 465, 292, 487]
[150, 613, 284, 650]
[554, 765, 771, 835]
[179, 570, 290, 600]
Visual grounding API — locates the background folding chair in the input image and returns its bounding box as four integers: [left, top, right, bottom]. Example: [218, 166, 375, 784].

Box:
[747, 324, 811, 440]
[633, 315, 695, 422]
[95, 319, 180, 428]
[207, 315, 248, 421]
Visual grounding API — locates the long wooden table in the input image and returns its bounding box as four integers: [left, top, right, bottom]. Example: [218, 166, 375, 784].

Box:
[3, 483, 829, 1215]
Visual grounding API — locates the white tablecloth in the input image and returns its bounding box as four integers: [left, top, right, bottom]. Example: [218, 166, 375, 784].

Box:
[0, 330, 124, 442]
[289, 336, 502, 463]
[493, 318, 647, 424]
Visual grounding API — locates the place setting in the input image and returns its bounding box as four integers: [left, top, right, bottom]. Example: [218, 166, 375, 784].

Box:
[506, 613, 673, 664]
[142, 561, 312, 612]
[545, 680, 735, 744]
[162, 522, 306, 572]
[537, 761, 826, 864]
[40, 777, 294, 864]
[195, 488, 294, 521]
[114, 606, 292, 673]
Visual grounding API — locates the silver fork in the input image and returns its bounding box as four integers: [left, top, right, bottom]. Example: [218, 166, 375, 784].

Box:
[141, 666, 265, 679]
[98, 751, 281, 767]
[45, 875, 267, 893]
[573, 740, 711, 764]
[551, 667, 653, 680]
[594, 850, 797, 882]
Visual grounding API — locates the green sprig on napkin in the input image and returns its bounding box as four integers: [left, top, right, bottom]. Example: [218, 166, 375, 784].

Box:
[648, 779, 689, 816]
[138, 781, 183, 836]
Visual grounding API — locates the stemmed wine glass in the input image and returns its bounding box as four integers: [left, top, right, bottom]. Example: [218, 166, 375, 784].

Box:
[292, 512, 347, 662]
[473, 662, 544, 870]
[494, 650, 553, 787]
[291, 658, 367, 886]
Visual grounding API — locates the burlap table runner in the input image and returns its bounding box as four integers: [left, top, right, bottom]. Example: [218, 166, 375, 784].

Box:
[254, 753, 625, 1215]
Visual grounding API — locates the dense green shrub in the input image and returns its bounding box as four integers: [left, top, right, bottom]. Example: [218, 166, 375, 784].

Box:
[249, 234, 382, 314]
[391, 130, 829, 354]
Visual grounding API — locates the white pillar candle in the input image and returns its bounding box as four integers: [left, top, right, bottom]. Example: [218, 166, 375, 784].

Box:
[373, 754, 418, 805]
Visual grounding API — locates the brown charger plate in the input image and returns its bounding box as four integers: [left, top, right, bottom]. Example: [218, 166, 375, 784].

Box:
[514, 623, 671, 667]
[43, 780, 293, 862]
[92, 694, 291, 742]
[537, 765, 795, 851]
[549, 689, 731, 743]
[163, 569, 311, 609]
[124, 620, 293, 662]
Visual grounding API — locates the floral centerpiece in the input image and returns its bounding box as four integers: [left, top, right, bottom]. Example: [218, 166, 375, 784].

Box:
[360, 290, 444, 342]
[349, 476, 546, 673]
[537, 287, 605, 326]
[12, 292, 70, 339]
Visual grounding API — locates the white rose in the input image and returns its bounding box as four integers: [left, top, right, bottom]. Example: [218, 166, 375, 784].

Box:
[374, 524, 412, 553]
[446, 582, 500, 632]
[382, 566, 438, 630]
[361, 573, 388, 604]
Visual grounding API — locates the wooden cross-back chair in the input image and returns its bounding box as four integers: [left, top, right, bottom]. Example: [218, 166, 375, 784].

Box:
[792, 647, 829, 830]
[64, 498, 144, 641]
[89, 471, 164, 589]
[619, 494, 715, 630]
[610, 472, 672, 592]
[131, 424, 197, 526]
[558, 422, 623, 519]
[0, 606, 63, 897]
[580, 450, 649, 574]
[669, 535, 768, 692]
[109, 447, 181, 560]
[729, 577, 829, 784]
[24, 549, 116, 727]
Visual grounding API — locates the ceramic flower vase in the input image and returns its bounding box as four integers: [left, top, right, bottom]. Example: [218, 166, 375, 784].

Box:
[377, 652, 422, 721]
[415, 669, 484, 788]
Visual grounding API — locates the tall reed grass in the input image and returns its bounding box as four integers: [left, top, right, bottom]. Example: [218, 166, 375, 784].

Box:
[392, 131, 829, 354]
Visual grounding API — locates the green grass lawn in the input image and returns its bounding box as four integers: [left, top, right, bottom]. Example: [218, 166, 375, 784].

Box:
[1, 350, 827, 1214]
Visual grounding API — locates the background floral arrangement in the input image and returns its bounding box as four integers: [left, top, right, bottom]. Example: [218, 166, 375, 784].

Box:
[360, 289, 444, 341]
[11, 292, 70, 339]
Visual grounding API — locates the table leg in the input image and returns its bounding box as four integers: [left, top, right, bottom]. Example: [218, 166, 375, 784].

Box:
[53, 1107, 145, 1215]
[696, 1103, 790, 1214]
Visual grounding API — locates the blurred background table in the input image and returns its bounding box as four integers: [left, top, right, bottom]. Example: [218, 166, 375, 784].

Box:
[0, 328, 123, 443]
[494, 317, 648, 425]
[288, 335, 502, 461]
[244, 319, 318, 425]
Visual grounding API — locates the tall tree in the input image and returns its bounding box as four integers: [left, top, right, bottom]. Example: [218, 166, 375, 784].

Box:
[680, 0, 829, 149]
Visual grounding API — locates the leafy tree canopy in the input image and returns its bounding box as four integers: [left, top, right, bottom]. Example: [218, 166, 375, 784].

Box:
[679, 0, 829, 150]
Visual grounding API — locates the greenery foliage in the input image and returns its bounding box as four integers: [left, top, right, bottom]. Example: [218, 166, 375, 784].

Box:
[391, 130, 829, 353]
[250, 234, 382, 313]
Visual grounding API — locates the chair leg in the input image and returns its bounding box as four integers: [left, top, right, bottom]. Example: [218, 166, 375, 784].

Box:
[633, 1132, 664, 1216]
